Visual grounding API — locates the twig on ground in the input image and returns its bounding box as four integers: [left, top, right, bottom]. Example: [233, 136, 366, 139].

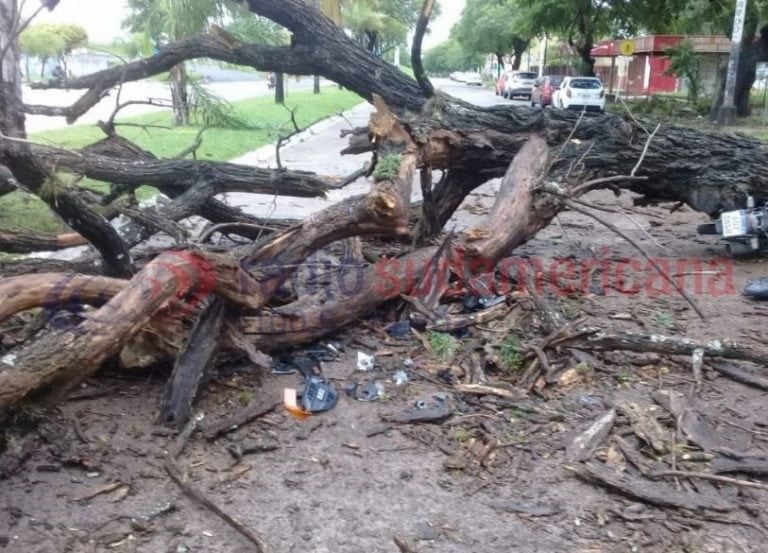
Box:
[564, 199, 705, 320]
[165, 414, 274, 553]
[650, 470, 768, 492]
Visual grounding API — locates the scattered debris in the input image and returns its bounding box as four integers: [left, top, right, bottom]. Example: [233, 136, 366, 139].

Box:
[387, 321, 411, 339]
[743, 276, 768, 300]
[227, 439, 279, 462]
[382, 396, 452, 425]
[203, 399, 279, 440]
[357, 351, 375, 371]
[454, 383, 524, 400]
[616, 396, 668, 454]
[566, 409, 616, 462]
[392, 370, 409, 386]
[709, 361, 768, 391]
[354, 381, 384, 402]
[71, 482, 128, 503]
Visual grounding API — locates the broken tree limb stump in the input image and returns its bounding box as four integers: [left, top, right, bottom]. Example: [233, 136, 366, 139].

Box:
[160, 299, 226, 426]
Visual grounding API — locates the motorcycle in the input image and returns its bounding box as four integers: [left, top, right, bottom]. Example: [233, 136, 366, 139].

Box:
[697, 196, 768, 256]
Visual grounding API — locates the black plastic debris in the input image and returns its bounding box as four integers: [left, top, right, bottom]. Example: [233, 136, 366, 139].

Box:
[387, 320, 411, 339]
[744, 277, 768, 300]
[272, 343, 340, 375]
[272, 353, 317, 375]
[299, 374, 339, 413]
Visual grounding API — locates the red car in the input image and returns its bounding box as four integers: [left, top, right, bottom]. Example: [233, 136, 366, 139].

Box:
[530, 75, 564, 108]
[495, 72, 512, 96]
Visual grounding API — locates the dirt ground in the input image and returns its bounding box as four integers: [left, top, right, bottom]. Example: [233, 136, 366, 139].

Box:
[2, 183, 768, 553]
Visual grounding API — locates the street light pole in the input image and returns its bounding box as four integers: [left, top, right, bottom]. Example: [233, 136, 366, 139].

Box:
[716, 0, 748, 126]
[538, 34, 547, 78]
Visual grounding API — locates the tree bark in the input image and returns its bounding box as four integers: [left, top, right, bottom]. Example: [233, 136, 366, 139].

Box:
[511, 38, 529, 71]
[170, 63, 190, 126]
[0, 230, 89, 253]
[0, 0, 26, 137]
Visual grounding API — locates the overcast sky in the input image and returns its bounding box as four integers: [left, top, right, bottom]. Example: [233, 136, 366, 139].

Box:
[23, 0, 129, 43]
[23, 0, 464, 48]
[424, 0, 465, 49]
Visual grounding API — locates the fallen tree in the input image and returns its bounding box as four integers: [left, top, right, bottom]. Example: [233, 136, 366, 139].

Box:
[1, 0, 768, 422]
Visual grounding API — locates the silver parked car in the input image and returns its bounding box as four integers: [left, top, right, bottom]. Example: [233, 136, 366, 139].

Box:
[504, 71, 537, 100]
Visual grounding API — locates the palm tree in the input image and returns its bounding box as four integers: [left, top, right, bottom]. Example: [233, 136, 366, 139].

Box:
[125, 0, 223, 125]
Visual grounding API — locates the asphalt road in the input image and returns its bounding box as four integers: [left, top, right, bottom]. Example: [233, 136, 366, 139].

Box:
[433, 77, 530, 107]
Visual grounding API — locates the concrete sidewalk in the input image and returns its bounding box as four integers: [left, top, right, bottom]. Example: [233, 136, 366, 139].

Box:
[220, 102, 425, 220]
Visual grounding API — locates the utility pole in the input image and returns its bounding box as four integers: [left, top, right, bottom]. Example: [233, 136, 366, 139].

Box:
[716, 0, 748, 126]
[538, 34, 547, 78]
[275, 72, 285, 104]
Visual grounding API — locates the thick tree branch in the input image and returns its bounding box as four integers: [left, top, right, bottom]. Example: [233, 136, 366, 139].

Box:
[34, 145, 330, 198]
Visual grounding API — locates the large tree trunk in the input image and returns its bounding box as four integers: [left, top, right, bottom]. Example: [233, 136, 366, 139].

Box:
[0, 0, 25, 137]
[511, 38, 529, 71]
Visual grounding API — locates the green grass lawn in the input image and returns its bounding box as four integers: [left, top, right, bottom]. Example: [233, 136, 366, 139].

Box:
[0, 86, 365, 233]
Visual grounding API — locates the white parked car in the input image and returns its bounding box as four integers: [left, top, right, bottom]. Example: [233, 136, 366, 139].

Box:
[463, 72, 483, 86]
[552, 77, 606, 112]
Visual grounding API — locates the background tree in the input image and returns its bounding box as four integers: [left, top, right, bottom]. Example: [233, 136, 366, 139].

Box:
[664, 40, 702, 104]
[19, 24, 65, 80]
[19, 23, 86, 80]
[225, 4, 289, 103]
[124, 0, 224, 125]
[52, 23, 87, 76]
[341, 0, 434, 58]
[667, 0, 768, 117]
[453, 0, 532, 76]
[423, 38, 484, 75]
[518, 0, 686, 76]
